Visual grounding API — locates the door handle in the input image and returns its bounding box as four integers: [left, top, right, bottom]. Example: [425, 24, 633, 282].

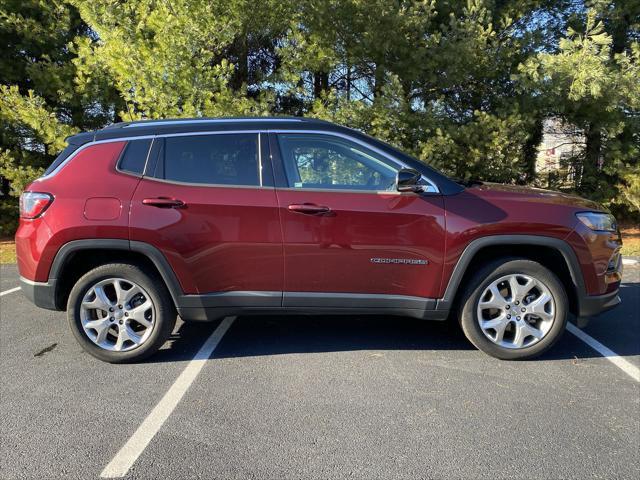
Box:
[142, 197, 185, 208]
[287, 203, 331, 215]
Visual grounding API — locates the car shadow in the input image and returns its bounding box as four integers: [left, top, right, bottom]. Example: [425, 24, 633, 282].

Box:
[148, 283, 639, 364]
[148, 314, 473, 365]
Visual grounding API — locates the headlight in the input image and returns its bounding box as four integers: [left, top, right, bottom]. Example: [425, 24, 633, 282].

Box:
[576, 212, 617, 232]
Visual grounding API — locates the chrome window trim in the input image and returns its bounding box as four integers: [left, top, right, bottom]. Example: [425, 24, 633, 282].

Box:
[38, 127, 439, 194]
[270, 129, 439, 194]
[275, 187, 409, 195]
[138, 176, 273, 189]
[142, 137, 156, 176]
[39, 130, 261, 182]
[39, 135, 155, 181]
[258, 132, 264, 186]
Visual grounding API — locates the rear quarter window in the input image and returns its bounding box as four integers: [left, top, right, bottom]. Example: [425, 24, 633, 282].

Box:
[118, 139, 152, 175]
[43, 144, 80, 176]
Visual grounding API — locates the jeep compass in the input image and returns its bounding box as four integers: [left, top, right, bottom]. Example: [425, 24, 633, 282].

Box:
[16, 117, 623, 362]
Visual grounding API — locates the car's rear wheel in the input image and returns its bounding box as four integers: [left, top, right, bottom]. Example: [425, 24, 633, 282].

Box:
[67, 263, 176, 363]
[458, 258, 568, 360]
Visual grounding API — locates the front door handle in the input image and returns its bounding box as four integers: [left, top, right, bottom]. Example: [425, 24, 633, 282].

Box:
[287, 203, 331, 215]
[142, 197, 185, 208]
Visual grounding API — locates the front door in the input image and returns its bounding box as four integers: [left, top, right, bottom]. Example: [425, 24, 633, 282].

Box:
[271, 132, 445, 307]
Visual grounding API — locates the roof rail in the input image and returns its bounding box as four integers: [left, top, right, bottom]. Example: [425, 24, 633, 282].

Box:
[102, 116, 318, 130]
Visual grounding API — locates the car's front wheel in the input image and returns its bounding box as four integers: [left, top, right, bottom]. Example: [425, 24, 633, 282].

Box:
[458, 258, 568, 360]
[67, 263, 176, 363]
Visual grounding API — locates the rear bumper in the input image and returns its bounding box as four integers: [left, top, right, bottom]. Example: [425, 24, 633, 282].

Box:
[19, 276, 58, 310]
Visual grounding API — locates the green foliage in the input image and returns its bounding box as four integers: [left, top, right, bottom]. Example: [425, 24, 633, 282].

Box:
[0, 198, 19, 236]
[419, 111, 534, 182]
[0, 85, 78, 153]
[0, 150, 45, 196]
[1, 0, 638, 238]
[70, 0, 280, 118]
[518, 2, 640, 216]
[619, 169, 640, 213]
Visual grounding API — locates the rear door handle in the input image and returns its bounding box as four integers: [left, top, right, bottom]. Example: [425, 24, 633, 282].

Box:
[142, 197, 185, 208]
[287, 203, 331, 215]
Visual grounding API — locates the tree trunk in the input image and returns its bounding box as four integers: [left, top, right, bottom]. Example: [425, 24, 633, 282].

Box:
[521, 117, 543, 184]
[231, 35, 249, 91]
[373, 62, 384, 100]
[346, 65, 351, 101]
[610, 10, 630, 54]
[313, 72, 329, 98]
[581, 122, 602, 191]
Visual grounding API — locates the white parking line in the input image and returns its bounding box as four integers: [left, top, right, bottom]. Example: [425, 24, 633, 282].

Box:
[567, 323, 640, 382]
[100, 316, 236, 478]
[0, 286, 20, 297]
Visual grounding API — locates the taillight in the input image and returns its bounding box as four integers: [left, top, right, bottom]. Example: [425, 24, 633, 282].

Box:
[19, 192, 53, 219]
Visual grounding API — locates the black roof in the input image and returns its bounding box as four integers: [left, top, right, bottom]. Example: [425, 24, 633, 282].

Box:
[93, 116, 341, 141]
[66, 116, 357, 146]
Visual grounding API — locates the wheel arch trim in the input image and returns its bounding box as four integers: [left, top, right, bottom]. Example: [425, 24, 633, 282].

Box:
[48, 239, 184, 306]
[436, 235, 586, 311]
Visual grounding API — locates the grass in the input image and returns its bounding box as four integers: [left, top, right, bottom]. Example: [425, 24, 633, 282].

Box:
[620, 224, 640, 257]
[0, 237, 16, 264]
[0, 226, 638, 265]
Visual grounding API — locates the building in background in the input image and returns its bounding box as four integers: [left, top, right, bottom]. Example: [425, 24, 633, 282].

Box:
[536, 118, 585, 189]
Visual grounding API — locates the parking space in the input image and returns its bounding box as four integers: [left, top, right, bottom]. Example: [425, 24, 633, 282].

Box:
[579, 265, 639, 368]
[0, 263, 18, 292]
[1, 264, 638, 479]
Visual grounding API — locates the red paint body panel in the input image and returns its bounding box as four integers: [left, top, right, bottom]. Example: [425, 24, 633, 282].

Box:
[16, 142, 131, 281]
[441, 184, 619, 296]
[129, 179, 283, 294]
[275, 189, 445, 297]
[84, 197, 122, 221]
[564, 223, 622, 295]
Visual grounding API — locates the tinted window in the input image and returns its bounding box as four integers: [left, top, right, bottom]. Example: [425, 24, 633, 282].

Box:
[155, 134, 260, 186]
[277, 134, 398, 191]
[119, 139, 152, 175]
[44, 144, 80, 176]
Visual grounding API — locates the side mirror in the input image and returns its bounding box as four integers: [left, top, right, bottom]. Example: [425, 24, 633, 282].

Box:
[396, 168, 423, 193]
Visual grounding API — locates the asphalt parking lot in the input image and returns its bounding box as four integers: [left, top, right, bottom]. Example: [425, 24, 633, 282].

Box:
[1, 263, 639, 479]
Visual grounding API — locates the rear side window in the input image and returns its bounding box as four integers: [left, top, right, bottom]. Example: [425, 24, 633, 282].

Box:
[152, 134, 260, 186]
[118, 139, 152, 175]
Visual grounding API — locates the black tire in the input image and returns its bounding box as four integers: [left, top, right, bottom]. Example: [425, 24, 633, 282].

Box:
[67, 263, 176, 363]
[458, 257, 568, 360]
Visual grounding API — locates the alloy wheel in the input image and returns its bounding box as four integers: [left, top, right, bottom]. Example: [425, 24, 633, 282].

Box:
[476, 274, 555, 349]
[79, 277, 155, 352]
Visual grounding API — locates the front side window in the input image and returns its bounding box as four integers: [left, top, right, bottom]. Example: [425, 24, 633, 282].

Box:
[277, 134, 399, 191]
[152, 133, 260, 186]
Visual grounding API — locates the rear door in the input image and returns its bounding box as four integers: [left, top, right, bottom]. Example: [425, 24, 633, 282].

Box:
[129, 132, 283, 301]
[270, 131, 446, 307]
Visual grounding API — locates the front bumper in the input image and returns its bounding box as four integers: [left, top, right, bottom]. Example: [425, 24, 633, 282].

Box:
[19, 276, 58, 310]
[575, 288, 621, 327]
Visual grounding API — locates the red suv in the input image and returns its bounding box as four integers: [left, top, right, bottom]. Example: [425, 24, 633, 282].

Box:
[16, 118, 623, 362]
